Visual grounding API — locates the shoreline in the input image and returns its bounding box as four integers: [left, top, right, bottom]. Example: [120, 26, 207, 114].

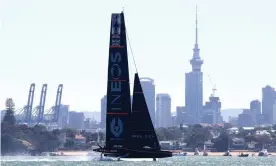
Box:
[58, 150, 276, 157]
[4, 150, 275, 157]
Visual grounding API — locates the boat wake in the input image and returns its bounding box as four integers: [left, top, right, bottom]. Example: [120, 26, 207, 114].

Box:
[90, 156, 116, 161]
[120, 158, 158, 161]
[1, 156, 95, 162]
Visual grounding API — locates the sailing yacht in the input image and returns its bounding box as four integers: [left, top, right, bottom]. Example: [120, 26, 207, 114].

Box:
[258, 149, 268, 156]
[194, 148, 200, 156]
[203, 144, 208, 156]
[223, 135, 232, 156]
[93, 11, 172, 160]
[258, 144, 268, 157]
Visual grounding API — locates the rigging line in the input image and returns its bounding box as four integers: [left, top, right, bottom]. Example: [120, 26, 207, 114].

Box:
[125, 32, 133, 85]
[126, 28, 138, 73]
[126, 39, 133, 84]
[125, 31, 133, 85]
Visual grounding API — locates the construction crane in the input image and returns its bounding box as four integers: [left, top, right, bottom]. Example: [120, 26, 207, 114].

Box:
[44, 84, 63, 123]
[32, 84, 47, 123]
[25, 83, 35, 124]
[53, 84, 63, 122]
[38, 84, 47, 122]
[208, 75, 217, 97]
[14, 83, 35, 124]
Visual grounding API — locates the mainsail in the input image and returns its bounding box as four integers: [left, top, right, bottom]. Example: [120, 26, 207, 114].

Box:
[105, 12, 131, 149]
[129, 73, 161, 150]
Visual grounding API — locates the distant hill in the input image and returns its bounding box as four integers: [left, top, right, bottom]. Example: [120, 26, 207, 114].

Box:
[82, 111, 101, 122]
[221, 109, 244, 122]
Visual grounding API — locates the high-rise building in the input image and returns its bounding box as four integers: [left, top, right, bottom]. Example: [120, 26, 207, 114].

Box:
[273, 101, 276, 124]
[202, 95, 222, 125]
[176, 106, 186, 125]
[262, 85, 276, 124]
[1, 110, 6, 121]
[238, 109, 253, 127]
[100, 95, 107, 127]
[250, 100, 261, 125]
[156, 93, 172, 128]
[185, 8, 204, 124]
[140, 77, 155, 126]
[68, 111, 85, 130]
[58, 105, 69, 129]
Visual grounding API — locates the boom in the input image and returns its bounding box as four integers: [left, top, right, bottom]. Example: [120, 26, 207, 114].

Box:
[37, 84, 47, 122]
[53, 84, 63, 122]
[25, 83, 35, 124]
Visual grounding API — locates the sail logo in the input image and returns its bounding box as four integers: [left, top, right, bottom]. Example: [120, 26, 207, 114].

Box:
[111, 39, 120, 47]
[111, 118, 123, 137]
[111, 14, 121, 47]
[111, 14, 121, 36]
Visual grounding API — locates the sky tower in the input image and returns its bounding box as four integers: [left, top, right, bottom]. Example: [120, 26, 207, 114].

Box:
[185, 6, 204, 124]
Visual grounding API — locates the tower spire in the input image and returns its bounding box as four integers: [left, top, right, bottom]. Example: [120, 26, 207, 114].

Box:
[195, 5, 198, 45]
[190, 5, 203, 72]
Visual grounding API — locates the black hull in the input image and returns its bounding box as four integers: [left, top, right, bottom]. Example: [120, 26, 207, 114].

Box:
[94, 148, 172, 158]
[238, 154, 249, 157]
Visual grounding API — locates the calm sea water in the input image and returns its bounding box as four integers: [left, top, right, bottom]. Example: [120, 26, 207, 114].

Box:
[1, 156, 276, 166]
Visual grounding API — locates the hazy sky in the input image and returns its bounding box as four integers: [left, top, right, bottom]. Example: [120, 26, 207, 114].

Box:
[1, 0, 276, 112]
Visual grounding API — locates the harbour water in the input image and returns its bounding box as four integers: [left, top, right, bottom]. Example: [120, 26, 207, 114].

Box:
[1, 155, 276, 166]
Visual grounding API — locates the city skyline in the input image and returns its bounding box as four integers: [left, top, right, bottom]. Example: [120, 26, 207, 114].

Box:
[1, 0, 276, 112]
